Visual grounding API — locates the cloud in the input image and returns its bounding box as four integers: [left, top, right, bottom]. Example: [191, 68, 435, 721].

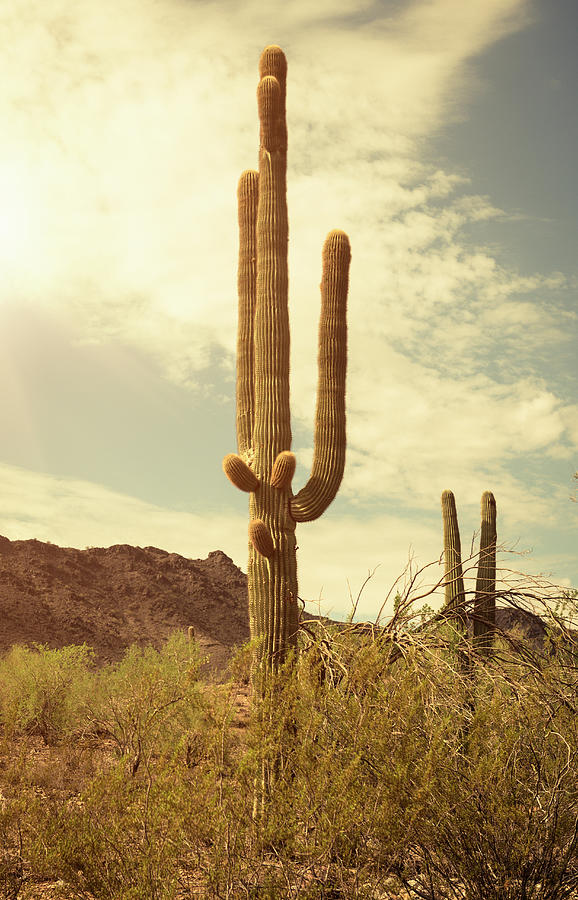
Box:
[342, 350, 578, 525]
[1, 0, 536, 366]
[1, 0, 576, 610]
[0, 460, 443, 618]
[0, 460, 248, 562]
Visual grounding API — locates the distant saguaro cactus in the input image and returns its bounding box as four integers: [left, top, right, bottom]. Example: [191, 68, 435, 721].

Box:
[223, 46, 351, 669]
[473, 491, 497, 653]
[441, 490, 497, 656]
[441, 489, 467, 632]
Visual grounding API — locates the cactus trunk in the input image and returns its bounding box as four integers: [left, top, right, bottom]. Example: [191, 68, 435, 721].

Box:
[224, 46, 350, 670]
[441, 490, 467, 633]
[440, 490, 498, 660]
[473, 491, 497, 654]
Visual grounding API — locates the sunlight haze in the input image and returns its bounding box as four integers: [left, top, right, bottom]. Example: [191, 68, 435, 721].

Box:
[1, 0, 576, 619]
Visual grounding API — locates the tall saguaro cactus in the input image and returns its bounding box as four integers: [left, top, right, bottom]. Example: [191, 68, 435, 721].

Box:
[223, 45, 351, 668]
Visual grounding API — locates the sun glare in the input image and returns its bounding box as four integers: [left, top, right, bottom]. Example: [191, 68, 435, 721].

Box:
[0, 168, 33, 264]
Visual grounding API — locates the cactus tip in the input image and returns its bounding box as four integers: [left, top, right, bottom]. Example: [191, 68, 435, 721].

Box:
[271, 451, 296, 489]
[238, 169, 259, 194]
[259, 45, 287, 81]
[323, 230, 351, 266]
[223, 453, 260, 493]
[326, 228, 349, 243]
[257, 74, 282, 103]
[249, 520, 275, 558]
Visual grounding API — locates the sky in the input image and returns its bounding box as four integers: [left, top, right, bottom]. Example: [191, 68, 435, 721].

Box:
[1, 0, 576, 620]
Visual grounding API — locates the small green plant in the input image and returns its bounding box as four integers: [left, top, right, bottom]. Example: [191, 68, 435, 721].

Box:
[34, 762, 187, 900]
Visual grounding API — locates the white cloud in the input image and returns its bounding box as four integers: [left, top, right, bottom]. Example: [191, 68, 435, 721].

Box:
[1, 0, 576, 611]
[342, 348, 578, 514]
[0, 460, 248, 563]
[0, 460, 442, 618]
[1, 0, 536, 368]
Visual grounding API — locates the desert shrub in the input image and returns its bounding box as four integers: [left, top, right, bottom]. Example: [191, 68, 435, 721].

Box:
[19, 678, 242, 899]
[0, 798, 26, 900]
[0, 634, 225, 899]
[0, 643, 94, 744]
[192, 621, 577, 899]
[83, 631, 204, 770]
[0, 610, 576, 898]
[26, 762, 185, 900]
[403, 659, 578, 899]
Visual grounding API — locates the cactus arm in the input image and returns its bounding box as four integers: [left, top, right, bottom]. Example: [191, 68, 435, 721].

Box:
[236, 170, 259, 458]
[271, 451, 296, 489]
[473, 491, 497, 653]
[249, 519, 275, 558]
[290, 231, 350, 523]
[223, 454, 260, 492]
[441, 490, 467, 630]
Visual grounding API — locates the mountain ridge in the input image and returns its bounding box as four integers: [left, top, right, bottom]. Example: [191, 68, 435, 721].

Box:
[0, 535, 550, 673]
[0, 535, 250, 673]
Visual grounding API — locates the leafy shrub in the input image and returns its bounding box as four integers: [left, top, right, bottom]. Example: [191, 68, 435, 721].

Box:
[0, 643, 94, 744]
[29, 762, 185, 900]
[83, 631, 204, 769]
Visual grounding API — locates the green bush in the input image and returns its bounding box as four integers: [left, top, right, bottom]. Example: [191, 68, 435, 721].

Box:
[29, 762, 185, 900]
[0, 643, 94, 744]
[83, 631, 204, 769]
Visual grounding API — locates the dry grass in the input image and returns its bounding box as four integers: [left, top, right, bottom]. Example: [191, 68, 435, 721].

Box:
[0, 578, 576, 900]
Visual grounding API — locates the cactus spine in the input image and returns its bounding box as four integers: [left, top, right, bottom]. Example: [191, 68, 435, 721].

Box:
[224, 46, 351, 668]
[473, 491, 497, 653]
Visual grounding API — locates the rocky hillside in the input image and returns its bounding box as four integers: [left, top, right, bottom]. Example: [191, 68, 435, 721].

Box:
[0, 535, 250, 674]
[0, 535, 552, 675]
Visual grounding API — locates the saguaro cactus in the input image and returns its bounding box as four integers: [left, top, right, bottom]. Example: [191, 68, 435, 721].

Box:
[440, 490, 497, 655]
[441, 490, 467, 631]
[473, 491, 497, 653]
[223, 45, 351, 668]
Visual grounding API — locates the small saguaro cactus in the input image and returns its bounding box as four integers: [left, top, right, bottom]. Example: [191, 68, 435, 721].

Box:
[441, 490, 467, 632]
[473, 491, 497, 653]
[223, 45, 351, 668]
[440, 490, 497, 656]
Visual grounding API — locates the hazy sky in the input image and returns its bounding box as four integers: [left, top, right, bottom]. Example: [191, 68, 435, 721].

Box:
[1, 0, 576, 619]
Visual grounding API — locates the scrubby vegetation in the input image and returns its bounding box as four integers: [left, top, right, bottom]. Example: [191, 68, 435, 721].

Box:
[0, 595, 576, 899]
